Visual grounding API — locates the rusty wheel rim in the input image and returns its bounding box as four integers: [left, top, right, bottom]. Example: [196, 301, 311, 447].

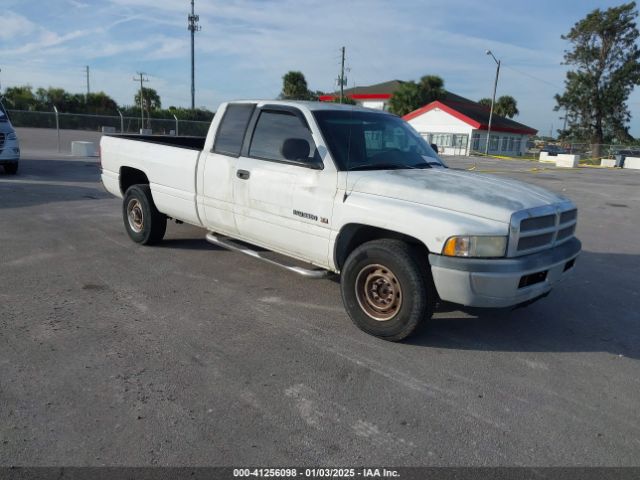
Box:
[127, 198, 144, 233]
[355, 263, 402, 321]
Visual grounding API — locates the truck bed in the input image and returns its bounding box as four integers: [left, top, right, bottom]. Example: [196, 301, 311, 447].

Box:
[104, 134, 206, 150]
[100, 134, 204, 227]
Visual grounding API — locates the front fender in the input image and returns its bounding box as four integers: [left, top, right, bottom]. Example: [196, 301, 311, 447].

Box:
[330, 191, 509, 270]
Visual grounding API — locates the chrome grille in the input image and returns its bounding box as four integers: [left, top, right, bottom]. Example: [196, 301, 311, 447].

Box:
[520, 214, 555, 232]
[508, 202, 578, 257]
[560, 210, 577, 224]
[518, 233, 554, 251]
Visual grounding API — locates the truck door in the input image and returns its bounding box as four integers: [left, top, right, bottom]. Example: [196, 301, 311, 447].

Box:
[233, 106, 338, 267]
[199, 103, 255, 235]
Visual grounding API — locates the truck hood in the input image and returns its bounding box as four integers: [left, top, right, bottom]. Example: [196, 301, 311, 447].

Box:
[347, 168, 568, 223]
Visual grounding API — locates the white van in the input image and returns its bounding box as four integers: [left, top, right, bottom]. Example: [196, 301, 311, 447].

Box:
[0, 100, 20, 174]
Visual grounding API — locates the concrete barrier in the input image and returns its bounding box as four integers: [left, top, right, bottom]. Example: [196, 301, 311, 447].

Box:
[71, 141, 97, 157]
[539, 151, 555, 163]
[601, 158, 618, 168]
[624, 157, 640, 170]
[101, 126, 116, 133]
[555, 154, 580, 168]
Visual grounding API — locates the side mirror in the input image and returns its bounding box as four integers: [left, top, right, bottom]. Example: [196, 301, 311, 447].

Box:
[281, 138, 310, 161]
[430, 143, 439, 153]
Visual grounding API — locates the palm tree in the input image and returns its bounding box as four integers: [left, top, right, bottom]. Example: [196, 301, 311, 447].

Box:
[496, 95, 519, 118]
[478, 95, 519, 119]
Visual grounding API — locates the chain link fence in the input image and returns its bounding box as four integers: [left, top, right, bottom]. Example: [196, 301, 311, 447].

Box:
[7, 109, 211, 137]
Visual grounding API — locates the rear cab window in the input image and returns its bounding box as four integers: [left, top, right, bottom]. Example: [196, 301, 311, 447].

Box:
[212, 103, 255, 156]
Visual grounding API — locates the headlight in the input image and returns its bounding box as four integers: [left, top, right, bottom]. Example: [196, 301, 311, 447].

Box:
[7, 132, 17, 141]
[442, 236, 507, 258]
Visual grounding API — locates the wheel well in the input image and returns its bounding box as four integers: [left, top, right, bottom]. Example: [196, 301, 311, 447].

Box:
[120, 167, 149, 194]
[334, 224, 431, 271]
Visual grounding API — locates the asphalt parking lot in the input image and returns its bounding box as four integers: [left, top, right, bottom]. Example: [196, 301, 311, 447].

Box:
[1, 134, 639, 466]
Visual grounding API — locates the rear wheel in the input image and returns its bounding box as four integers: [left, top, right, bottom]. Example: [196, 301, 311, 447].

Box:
[122, 184, 166, 245]
[340, 239, 435, 341]
[4, 163, 18, 175]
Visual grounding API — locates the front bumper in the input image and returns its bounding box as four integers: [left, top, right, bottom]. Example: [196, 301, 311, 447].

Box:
[429, 238, 581, 308]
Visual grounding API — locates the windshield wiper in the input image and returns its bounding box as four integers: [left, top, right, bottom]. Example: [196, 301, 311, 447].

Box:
[414, 162, 443, 168]
[349, 163, 428, 171]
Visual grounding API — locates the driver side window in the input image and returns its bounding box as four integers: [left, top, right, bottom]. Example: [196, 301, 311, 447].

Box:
[249, 110, 318, 165]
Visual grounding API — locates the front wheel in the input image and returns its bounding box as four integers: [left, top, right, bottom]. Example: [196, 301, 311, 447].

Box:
[340, 239, 435, 341]
[122, 184, 166, 245]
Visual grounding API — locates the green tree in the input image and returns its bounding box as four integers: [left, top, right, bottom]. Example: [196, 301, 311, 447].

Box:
[280, 71, 313, 100]
[3, 86, 39, 110]
[331, 95, 356, 105]
[388, 75, 446, 116]
[35, 87, 83, 112]
[555, 2, 640, 152]
[496, 95, 519, 118]
[134, 87, 161, 110]
[478, 98, 492, 109]
[85, 92, 119, 115]
[478, 95, 519, 118]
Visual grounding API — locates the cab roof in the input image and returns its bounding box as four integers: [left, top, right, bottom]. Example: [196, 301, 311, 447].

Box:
[227, 99, 395, 115]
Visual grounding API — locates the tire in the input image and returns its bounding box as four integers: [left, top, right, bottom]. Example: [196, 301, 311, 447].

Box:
[122, 184, 166, 245]
[340, 239, 435, 341]
[4, 163, 18, 175]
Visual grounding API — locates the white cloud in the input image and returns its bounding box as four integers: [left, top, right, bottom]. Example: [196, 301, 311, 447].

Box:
[0, 0, 637, 135]
[0, 11, 38, 40]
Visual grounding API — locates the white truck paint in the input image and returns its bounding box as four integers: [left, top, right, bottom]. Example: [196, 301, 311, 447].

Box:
[101, 100, 581, 340]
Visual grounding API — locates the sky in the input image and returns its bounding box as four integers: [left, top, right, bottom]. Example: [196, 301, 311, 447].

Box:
[1, 0, 639, 136]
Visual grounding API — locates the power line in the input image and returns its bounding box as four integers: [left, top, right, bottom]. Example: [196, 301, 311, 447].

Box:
[502, 64, 564, 90]
[188, 0, 201, 110]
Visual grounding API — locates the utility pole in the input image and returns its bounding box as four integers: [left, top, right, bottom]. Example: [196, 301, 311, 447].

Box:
[133, 72, 149, 132]
[188, 0, 201, 110]
[561, 107, 570, 137]
[484, 50, 500, 156]
[85, 65, 90, 97]
[340, 46, 345, 103]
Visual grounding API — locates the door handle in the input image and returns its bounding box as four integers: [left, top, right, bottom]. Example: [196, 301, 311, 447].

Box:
[236, 169, 250, 180]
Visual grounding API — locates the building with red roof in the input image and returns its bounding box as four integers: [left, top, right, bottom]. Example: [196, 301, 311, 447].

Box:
[320, 81, 537, 156]
[404, 92, 537, 156]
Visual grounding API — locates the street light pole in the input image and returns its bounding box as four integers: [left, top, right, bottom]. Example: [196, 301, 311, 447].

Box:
[484, 50, 500, 156]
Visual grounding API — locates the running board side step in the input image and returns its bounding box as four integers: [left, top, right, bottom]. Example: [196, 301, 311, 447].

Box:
[205, 233, 330, 279]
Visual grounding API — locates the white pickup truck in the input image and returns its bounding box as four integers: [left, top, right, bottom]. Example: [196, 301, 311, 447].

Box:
[101, 100, 581, 341]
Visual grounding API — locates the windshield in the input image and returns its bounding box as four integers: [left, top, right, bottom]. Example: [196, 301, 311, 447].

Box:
[313, 110, 446, 171]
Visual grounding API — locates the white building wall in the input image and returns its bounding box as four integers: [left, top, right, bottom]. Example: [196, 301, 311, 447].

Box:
[359, 100, 387, 110]
[407, 108, 474, 155]
[406, 107, 533, 156]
